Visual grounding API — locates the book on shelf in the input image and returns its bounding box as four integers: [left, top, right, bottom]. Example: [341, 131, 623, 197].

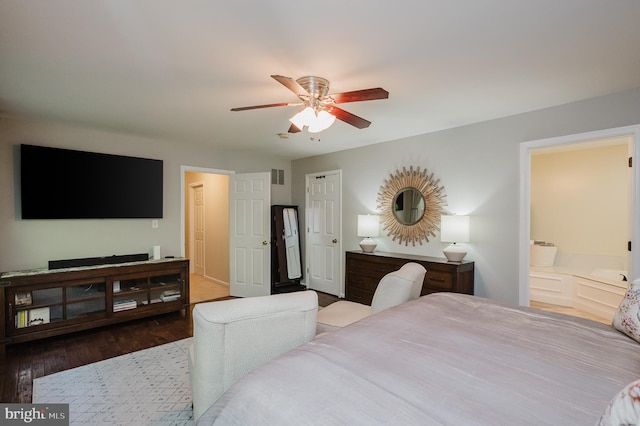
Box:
[160, 289, 181, 302]
[113, 299, 137, 312]
[14, 307, 50, 328]
[161, 294, 180, 302]
[28, 307, 50, 326]
[15, 310, 27, 328]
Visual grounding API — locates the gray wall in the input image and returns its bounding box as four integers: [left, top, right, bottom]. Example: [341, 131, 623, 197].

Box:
[4, 87, 640, 304]
[292, 88, 640, 304]
[0, 116, 291, 271]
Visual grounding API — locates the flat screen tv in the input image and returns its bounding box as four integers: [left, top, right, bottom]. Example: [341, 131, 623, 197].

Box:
[20, 144, 163, 219]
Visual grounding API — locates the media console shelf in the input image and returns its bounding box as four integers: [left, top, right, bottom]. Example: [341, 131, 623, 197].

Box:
[0, 258, 189, 356]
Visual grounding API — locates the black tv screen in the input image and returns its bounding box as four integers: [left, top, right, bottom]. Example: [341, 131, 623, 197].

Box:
[20, 144, 163, 219]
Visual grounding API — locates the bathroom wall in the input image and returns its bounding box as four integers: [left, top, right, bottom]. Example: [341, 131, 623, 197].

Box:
[530, 141, 630, 272]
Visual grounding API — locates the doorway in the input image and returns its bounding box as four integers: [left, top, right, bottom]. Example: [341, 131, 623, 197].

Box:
[519, 125, 640, 312]
[181, 166, 232, 303]
[529, 137, 630, 323]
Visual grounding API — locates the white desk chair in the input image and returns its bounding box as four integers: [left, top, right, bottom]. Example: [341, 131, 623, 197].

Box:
[316, 262, 426, 334]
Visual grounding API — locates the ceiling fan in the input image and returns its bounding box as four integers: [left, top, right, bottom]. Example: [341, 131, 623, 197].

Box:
[230, 75, 389, 133]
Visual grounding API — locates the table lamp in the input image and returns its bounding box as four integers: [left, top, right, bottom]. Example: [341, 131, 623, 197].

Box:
[440, 215, 470, 262]
[357, 214, 380, 253]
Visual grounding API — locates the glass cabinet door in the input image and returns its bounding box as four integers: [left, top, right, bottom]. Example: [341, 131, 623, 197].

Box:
[150, 273, 182, 304]
[12, 287, 63, 329]
[113, 276, 148, 312]
[10, 278, 107, 331]
[65, 280, 106, 319]
[112, 271, 183, 313]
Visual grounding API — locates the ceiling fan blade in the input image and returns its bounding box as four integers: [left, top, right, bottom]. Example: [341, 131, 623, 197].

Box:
[330, 88, 389, 104]
[288, 124, 301, 133]
[328, 106, 371, 129]
[230, 102, 301, 111]
[271, 75, 310, 98]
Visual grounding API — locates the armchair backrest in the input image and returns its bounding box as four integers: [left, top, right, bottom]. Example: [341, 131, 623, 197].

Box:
[189, 290, 318, 420]
[370, 262, 427, 314]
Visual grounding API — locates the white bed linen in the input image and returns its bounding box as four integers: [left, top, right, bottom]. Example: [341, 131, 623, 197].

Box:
[199, 293, 640, 425]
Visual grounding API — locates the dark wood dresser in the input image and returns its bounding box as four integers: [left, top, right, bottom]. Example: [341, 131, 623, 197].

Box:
[345, 250, 474, 305]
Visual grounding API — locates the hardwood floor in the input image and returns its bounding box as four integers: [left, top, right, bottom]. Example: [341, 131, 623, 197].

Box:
[0, 310, 193, 404]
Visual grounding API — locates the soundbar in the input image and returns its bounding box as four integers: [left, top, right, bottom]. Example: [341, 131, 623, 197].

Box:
[49, 253, 150, 270]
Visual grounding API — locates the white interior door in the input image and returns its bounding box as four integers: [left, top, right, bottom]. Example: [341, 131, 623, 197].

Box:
[191, 183, 205, 276]
[229, 172, 271, 297]
[306, 170, 342, 297]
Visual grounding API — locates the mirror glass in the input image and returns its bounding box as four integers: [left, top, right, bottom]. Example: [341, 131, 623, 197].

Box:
[393, 188, 425, 225]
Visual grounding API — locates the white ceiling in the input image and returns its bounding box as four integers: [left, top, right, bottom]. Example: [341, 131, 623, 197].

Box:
[1, 1, 640, 160]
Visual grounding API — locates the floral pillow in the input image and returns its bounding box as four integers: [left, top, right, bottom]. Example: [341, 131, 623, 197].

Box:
[598, 379, 640, 426]
[612, 278, 640, 343]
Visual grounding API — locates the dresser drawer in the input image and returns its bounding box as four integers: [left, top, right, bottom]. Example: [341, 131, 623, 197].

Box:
[425, 270, 453, 290]
[347, 257, 400, 279]
[346, 273, 379, 293]
[345, 286, 372, 305]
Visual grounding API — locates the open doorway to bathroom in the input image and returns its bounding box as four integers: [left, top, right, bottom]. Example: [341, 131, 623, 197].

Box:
[520, 125, 640, 324]
[181, 166, 232, 304]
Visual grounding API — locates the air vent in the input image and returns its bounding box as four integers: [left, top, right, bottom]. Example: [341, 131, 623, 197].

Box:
[271, 169, 285, 185]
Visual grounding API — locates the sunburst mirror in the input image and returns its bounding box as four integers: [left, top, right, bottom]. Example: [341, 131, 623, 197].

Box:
[377, 166, 447, 246]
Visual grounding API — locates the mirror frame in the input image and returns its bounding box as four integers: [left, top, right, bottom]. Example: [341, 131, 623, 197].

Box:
[377, 166, 447, 246]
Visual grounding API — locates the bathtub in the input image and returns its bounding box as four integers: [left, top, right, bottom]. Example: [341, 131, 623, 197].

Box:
[572, 269, 627, 320]
[530, 268, 628, 320]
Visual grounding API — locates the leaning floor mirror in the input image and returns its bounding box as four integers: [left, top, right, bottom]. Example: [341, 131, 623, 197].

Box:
[271, 205, 303, 290]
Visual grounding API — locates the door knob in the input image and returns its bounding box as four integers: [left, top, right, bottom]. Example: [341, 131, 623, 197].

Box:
[263, 240, 268, 245]
[332, 239, 338, 244]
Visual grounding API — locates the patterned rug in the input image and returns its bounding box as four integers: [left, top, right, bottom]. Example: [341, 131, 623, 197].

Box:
[32, 338, 194, 425]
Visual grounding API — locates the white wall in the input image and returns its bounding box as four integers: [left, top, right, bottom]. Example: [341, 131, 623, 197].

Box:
[292, 87, 640, 304]
[0, 116, 291, 271]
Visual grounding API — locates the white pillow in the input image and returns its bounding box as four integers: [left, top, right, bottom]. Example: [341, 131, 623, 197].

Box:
[598, 379, 640, 426]
[612, 278, 640, 343]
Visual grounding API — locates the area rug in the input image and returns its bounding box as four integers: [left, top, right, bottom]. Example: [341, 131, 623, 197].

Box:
[32, 338, 194, 425]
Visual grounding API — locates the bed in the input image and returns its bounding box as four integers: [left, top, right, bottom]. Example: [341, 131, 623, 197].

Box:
[198, 292, 640, 425]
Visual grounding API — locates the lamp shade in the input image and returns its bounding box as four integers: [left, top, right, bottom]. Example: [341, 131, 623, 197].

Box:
[289, 107, 336, 133]
[308, 110, 336, 133]
[357, 215, 380, 237]
[440, 215, 469, 243]
[289, 107, 315, 129]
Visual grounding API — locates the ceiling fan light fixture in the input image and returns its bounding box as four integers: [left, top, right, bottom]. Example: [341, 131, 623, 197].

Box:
[289, 106, 336, 133]
[233, 75, 388, 132]
[308, 109, 336, 133]
[289, 106, 315, 129]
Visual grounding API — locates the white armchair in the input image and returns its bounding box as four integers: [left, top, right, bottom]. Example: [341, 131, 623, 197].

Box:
[316, 262, 426, 334]
[188, 290, 318, 421]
